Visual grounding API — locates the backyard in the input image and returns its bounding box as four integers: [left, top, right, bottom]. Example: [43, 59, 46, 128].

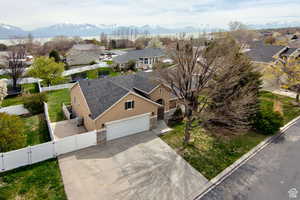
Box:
[161, 91, 300, 180]
[46, 89, 70, 122]
[71, 67, 120, 80]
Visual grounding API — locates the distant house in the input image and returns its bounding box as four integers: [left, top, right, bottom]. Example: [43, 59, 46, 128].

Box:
[113, 48, 165, 70]
[245, 41, 284, 64]
[66, 44, 105, 66]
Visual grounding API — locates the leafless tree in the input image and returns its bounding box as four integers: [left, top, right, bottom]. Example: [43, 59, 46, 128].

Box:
[228, 21, 259, 47]
[1, 45, 27, 90]
[158, 36, 220, 144]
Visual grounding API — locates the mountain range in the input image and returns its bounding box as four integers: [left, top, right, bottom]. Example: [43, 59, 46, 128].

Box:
[1, 21, 300, 40]
[0, 23, 205, 39]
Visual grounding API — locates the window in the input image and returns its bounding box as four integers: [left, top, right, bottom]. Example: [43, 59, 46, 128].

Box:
[125, 100, 135, 110]
[144, 58, 148, 64]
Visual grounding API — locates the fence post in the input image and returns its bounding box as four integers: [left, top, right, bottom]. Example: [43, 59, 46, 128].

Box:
[28, 146, 32, 165]
[1, 153, 4, 171]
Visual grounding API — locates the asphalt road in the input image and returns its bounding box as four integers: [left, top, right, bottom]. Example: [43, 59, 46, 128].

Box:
[199, 120, 300, 200]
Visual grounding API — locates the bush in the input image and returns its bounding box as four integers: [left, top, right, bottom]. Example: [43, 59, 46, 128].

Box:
[23, 93, 48, 114]
[253, 109, 284, 134]
[168, 107, 184, 126]
[89, 61, 97, 65]
[0, 113, 26, 152]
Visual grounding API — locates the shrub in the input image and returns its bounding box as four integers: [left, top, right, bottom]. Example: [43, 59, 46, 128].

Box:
[168, 107, 184, 126]
[23, 93, 48, 114]
[253, 109, 284, 135]
[89, 61, 97, 65]
[0, 113, 26, 152]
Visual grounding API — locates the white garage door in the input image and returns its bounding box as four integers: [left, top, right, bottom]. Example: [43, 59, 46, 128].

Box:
[106, 113, 150, 141]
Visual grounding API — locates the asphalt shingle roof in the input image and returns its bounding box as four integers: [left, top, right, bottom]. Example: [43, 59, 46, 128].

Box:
[79, 79, 129, 119]
[113, 48, 165, 64]
[246, 41, 284, 63]
[78, 73, 160, 119]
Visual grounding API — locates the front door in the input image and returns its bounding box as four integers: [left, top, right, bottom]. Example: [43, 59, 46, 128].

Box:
[156, 99, 165, 120]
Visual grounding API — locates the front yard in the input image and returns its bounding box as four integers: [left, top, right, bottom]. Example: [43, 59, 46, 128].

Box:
[0, 159, 67, 200]
[161, 91, 300, 180]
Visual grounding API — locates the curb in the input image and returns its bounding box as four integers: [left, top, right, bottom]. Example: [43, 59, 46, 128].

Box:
[193, 115, 300, 200]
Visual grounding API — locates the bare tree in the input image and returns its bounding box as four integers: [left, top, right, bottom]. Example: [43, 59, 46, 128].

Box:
[1, 46, 27, 90]
[158, 36, 220, 144]
[228, 21, 259, 46]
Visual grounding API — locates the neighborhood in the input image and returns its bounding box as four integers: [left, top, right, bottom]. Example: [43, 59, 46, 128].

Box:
[1, 21, 300, 200]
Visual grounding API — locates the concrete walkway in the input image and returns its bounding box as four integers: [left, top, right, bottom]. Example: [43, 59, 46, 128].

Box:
[59, 131, 208, 200]
[199, 119, 300, 200]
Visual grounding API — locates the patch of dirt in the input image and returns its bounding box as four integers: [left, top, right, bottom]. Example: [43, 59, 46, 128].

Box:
[273, 100, 283, 114]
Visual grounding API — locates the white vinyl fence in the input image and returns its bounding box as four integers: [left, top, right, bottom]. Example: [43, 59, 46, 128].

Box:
[62, 62, 108, 76]
[39, 83, 75, 92]
[0, 130, 97, 172]
[44, 102, 55, 140]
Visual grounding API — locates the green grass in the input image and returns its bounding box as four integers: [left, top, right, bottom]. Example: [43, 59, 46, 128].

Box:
[161, 123, 267, 180]
[259, 91, 300, 124]
[0, 159, 67, 200]
[22, 114, 50, 146]
[161, 91, 300, 180]
[46, 89, 70, 122]
[0, 74, 10, 79]
[85, 67, 120, 79]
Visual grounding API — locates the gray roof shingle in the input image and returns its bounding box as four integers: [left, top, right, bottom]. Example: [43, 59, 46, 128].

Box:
[113, 48, 165, 64]
[79, 79, 129, 119]
[245, 41, 284, 63]
[78, 73, 160, 119]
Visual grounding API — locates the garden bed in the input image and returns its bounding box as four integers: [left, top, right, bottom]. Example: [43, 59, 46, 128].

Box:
[160, 91, 300, 180]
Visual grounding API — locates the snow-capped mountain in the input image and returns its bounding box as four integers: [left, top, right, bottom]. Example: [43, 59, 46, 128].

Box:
[0, 23, 27, 39]
[1, 22, 300, 40]
[31, 23, 109, 37]
[248, 21, 300, 30]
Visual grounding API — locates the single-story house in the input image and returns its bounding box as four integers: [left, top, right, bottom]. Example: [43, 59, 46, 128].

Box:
[112, 48, 165, 70]
[66, 44, 105, 66]
[245, 41, 285, 64]
[70, 72, 178, 141]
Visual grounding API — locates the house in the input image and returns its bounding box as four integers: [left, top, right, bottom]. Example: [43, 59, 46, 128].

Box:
[113, 48, 165, 70]
[245, 41, 285, 64]
[70, 72, 178, 141]
[66, 44, 105, 66]
[275, 46, 300, 61]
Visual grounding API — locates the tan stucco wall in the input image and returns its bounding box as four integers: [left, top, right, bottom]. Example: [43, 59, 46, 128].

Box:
[149, 85, 175, 111]
[95, 93, 159, 130]
[70, 84, 96, 131]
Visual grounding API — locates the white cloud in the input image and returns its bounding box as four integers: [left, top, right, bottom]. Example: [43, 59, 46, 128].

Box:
[0, 0, 299, 29]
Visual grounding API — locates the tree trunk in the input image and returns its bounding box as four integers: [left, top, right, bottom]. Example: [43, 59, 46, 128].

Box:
[297, 93, 300, 103]
[12, 78, 17, 91]
[183, 106, 193, 145]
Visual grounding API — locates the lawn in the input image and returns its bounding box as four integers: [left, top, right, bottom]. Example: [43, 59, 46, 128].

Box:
[86, 67, 120, 79]
[22, 114, 50, 146]
[46, 89, 70, 122]
[0, 159, 67, 200]
[161, 91, 300, 180]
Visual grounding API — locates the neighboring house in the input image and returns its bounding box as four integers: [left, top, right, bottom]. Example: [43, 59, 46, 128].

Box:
[113, 48, 165, 70]
[70, 72, 177, 141]
[66, 44, 105, 66]
[245, 41, 284, 64]
[275, 46, 300, 61]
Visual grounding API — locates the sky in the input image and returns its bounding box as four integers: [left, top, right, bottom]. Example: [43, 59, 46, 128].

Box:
[1, 0, 300, 30]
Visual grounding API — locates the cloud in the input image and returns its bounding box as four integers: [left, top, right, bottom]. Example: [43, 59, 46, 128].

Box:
[0, 0, 299, 29]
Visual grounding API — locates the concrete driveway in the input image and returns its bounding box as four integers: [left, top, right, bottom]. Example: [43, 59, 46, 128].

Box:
[58, 131, 208, 200]
[199, 119, 300, 200]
